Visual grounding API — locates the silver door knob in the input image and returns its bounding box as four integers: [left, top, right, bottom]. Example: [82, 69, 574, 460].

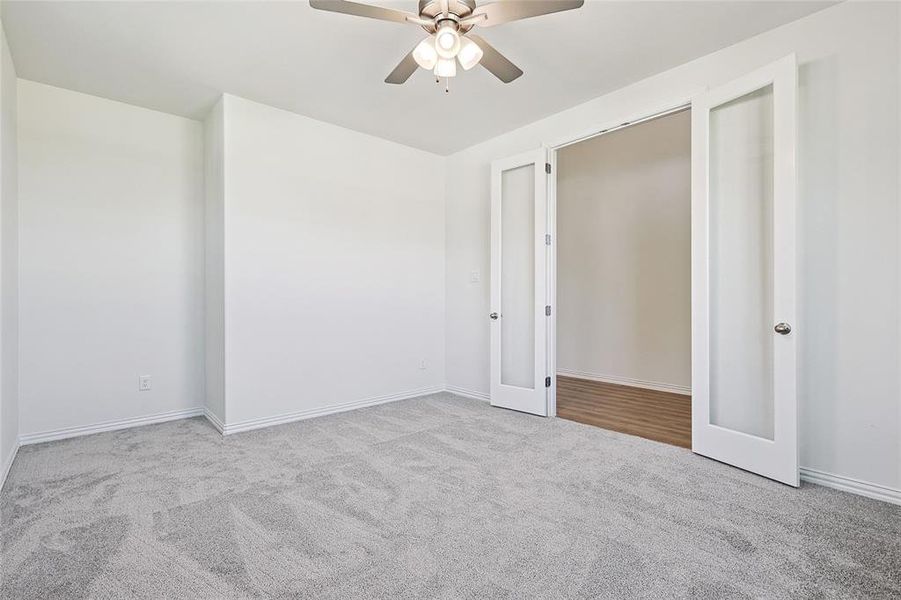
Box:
[774, 322, 791, 335]
[489, 312, 499, 320]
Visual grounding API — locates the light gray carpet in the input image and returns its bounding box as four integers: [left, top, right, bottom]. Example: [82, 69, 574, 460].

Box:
[1, 393, 899, 599]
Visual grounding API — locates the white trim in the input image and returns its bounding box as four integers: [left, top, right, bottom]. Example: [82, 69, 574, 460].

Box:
[18, 407, 206, 445]
[550, 104, 692, 151]
[897, 0, 901, 516]
[1, 440, 19, 491]
[7, 388, 901, 507]
[220, 385, 445, 435]
[800, 467, 901, 506]
[204, 409, 225, 434]
[546, 94, 699, 420]
[444, 385, 490, 402]
[556, 369, 691, 396]
[547, 146, 557, 418]
[544, 89, 704, 150]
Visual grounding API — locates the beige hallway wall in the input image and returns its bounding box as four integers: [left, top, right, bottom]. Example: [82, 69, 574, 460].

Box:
[556, 110, 691, 392]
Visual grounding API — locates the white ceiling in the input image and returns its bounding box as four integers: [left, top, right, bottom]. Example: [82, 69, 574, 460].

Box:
[2, 1, 832, 154]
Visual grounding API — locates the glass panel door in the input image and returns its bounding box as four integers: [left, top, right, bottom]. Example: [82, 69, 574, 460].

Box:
[490, 149, 548, 416]
[692, 56, 798, 486]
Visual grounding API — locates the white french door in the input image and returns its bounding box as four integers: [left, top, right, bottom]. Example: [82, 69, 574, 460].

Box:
[489, 148, 549, 416]
[691, 55, 799, 486]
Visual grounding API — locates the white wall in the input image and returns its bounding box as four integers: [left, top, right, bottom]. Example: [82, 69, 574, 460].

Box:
[14, 84, 445, 438]
[0, 22, 18, 485]
[445, 2, 901, 491]
[556, 110, 691, 392]
[18, 81, 205, 437]
[212, 94, 445, 428]
[203, 97, 226, 426]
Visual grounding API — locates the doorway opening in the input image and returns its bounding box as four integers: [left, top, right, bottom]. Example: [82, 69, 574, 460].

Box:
[553, 107, 692, 448]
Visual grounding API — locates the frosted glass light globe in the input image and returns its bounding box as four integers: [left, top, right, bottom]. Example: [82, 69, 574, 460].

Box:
[457, 37, 483, 70]
[434, 23, 460, 59]
[412, 36, 438, 70]
[434, 57, 457, 78]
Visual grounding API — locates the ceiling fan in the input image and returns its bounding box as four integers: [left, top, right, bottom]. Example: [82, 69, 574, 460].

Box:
[309, 0, 584, 86]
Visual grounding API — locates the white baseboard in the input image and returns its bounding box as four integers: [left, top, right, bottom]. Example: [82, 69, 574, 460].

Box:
[800, 467, 901, 506]
[220, 385, 445, 435]
[444, 385, 490, 402]
[204, 409, 225, 434]
[556, 368, 691, 396]
[1, 441, 19, 492]
[7, 387, 901, 508]
[18, 407, 206, 446]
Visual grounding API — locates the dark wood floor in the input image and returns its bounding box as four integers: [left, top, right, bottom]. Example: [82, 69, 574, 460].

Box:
[556, 375, 692, 448]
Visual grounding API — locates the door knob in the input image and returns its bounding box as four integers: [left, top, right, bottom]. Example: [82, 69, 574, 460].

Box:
[489, 312, 499, 320]
[774, 322, 791, 335]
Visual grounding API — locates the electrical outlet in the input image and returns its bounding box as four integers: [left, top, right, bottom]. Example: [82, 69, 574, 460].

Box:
[419, 359, 427, 370]
[470, 270, 480, 283]
[139, 375, 152, 391]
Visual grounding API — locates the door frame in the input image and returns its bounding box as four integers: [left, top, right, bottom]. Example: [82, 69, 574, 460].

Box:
[544, 92, 701, 418]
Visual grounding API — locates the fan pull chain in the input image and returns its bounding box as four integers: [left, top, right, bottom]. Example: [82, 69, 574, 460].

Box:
[433, 76, 450, 94]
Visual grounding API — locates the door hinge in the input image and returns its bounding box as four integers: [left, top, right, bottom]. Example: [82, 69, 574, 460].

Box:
[545, 305, 551, 316]
[545, 162, 551, 174]
[545, 233, 551, 246]
[545, 376, 551, 388]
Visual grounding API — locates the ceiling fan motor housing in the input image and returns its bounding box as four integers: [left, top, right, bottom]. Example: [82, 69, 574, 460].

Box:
[418, 0, 477, 32]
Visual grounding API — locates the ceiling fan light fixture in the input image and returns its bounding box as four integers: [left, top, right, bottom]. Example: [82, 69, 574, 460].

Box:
[456, 36, 483, 70]
[310, 0, 586, 86]
[412, 36, 438, 70]
[434, 22, 460, 59]
[434, 57, 457, 78]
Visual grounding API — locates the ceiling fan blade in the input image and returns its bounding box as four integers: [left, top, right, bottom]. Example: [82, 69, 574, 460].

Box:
[472, 0, 584, 27]
[309, 0, 418, 25]
[385, 48, 420, 84]
[468, 35, 523, 83]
